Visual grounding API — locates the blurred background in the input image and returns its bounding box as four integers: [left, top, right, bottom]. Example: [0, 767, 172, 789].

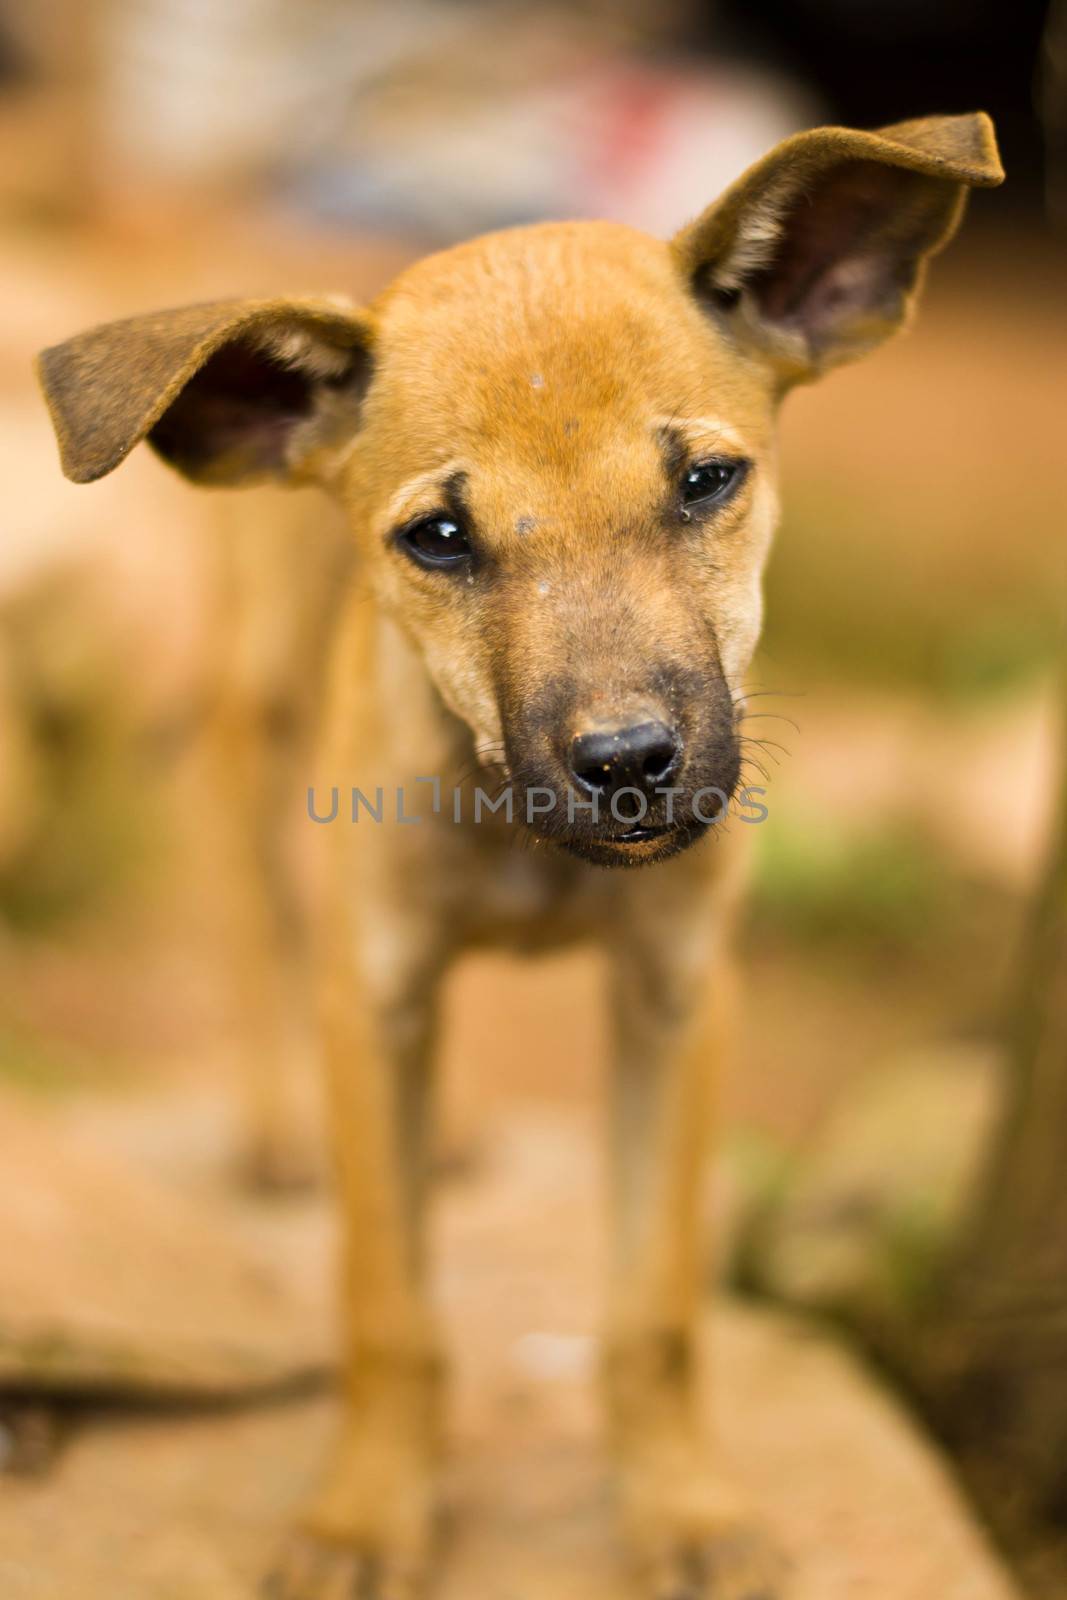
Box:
[0, 3, 1064, 1598]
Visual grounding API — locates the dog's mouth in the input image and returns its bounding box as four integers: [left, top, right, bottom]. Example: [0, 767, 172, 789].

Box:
[614, 822, 675, 844]
[551, 814, 711, 868]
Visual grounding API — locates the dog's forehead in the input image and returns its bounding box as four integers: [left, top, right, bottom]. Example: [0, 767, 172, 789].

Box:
[377, 219, 679, 318]
[369, 221, 763, 452]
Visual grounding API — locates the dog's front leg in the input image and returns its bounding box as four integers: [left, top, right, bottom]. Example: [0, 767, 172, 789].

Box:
[605, 903, 784, 1600]
[268, 901, 444, 1600]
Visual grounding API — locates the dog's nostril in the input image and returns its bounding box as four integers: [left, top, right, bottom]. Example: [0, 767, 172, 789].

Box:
[571, 742, 613, 793]
[641, 736, 676, 785]
[569, 720, 680, 797]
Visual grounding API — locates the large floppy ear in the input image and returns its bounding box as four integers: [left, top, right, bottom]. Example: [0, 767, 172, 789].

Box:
[36, 297, 373, 486]
[673, 112, 1003, 384]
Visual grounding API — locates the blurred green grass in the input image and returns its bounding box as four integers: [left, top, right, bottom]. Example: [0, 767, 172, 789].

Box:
[763, 480, 1060, 701]
[0, 580, 155, 935]
[749, 807, 1004, 963]
[0, 1018, 126, 1095]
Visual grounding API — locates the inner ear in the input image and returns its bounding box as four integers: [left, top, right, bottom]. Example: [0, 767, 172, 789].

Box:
[148, 330, 365, 485]
[742, 160, 942, 338]
[678, 118, 1006, 384]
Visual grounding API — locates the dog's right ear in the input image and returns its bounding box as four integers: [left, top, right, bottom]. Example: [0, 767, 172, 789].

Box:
[36, 297, 373, 487]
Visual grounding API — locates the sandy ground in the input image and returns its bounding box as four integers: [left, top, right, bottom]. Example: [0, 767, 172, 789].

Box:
[0, 1051, 1021, 1600]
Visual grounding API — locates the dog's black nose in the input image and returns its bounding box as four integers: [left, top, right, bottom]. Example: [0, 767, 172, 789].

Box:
[569, 719, 680, 798]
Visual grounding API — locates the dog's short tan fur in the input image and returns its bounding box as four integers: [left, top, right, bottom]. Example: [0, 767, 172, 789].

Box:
[39, 114, 1002, 1599]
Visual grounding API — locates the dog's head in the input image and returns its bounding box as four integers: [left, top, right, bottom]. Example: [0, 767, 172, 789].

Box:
[39, 114, 1001, 866]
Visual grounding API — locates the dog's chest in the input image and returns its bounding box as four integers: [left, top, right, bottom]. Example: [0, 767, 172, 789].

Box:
[452, 838, 611, 953]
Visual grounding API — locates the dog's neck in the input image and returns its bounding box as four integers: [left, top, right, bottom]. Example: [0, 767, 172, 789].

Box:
[363, 602, 482, 788]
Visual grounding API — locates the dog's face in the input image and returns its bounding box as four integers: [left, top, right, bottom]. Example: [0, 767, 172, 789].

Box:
[342, 224, 777, 864]
[38, 114, 1002, 865]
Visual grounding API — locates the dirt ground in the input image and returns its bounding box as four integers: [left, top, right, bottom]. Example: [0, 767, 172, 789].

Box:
[0, 1006, 1021, 1599]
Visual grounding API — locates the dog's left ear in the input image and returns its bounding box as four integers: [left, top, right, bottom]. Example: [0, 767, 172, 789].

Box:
[673, 111, 1003, 383]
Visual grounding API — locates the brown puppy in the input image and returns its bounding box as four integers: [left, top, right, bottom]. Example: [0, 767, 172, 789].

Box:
[39, 114, 1002, 1599]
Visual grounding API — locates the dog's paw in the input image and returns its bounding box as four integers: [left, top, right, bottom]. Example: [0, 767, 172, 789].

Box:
[265, 1411, 439, 1600]
[263, 1531, 425, 1600]
[640, 1523, 787, 1600]
[621, 1459, 788, 1600]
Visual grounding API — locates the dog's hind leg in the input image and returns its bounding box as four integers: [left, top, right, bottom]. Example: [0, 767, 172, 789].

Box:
[203, 491, 351, 1191]
[604, 882, 786, 1600]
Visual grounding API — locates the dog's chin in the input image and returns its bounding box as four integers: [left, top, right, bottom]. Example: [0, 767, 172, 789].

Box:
[547, 819, 710, 869]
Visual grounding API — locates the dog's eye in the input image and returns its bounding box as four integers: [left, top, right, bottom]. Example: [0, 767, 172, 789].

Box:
[400, 515, 472, 569]
[681, 458, 745, 509]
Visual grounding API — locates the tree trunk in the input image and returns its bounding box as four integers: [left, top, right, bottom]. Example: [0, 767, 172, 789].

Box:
[920, 677, 1067, 1527]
